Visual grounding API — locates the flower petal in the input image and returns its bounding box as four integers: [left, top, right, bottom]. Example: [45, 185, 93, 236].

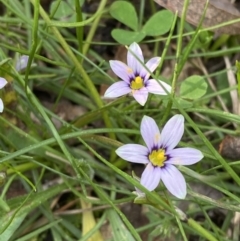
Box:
[161, 164, 186, 199]
[141, 57, 161, 80]
[146, 79, 171, 95]
[140, 115, 161, 150]
[127, 42, 144, 74]
[132, 87, 148, 106]
[0, 77, 7, 89]
[110, 60, 133, 83]
[0, 99, 4, 112]
[116, 144, 149, 164]
[104, 81, 131, 98]
[159, 114, 184, 151]
[140, 163, 161, 191]
[166, 147, 203, 165]
[15, 55, 29, 71]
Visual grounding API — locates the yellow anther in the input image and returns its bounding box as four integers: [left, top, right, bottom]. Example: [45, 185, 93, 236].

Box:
[149, 149, 166, 167]
[130, 76, 144, 90]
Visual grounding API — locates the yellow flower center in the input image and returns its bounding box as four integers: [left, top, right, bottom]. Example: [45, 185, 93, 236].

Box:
[130, 76, 144, 90]
[149, 149, 166, 167]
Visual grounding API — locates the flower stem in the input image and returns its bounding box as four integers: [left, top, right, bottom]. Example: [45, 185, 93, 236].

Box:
[188, 218, 218, 241]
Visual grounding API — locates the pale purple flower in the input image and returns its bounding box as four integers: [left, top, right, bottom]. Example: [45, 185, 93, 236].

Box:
[15, 55, 29, 72]
[0, 77, 7, 112]
[104, 42, 171, 106]
[116, 115, 203, 199]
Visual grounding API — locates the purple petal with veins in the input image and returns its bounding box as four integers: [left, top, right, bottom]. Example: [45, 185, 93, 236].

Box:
[159, 115, 184, 150]
[127, 42, 144, 74]
[161, 164, 187, 199]
[146, 79, 171, 95]
[116, 144, 149, 164]
[140, 163, 161, 191]
[132, 87, 148, 106]
[110, 60, 133, 83]
[166, 148, 203, 165]
[104, 81, 131, 98]
[141, 115, 161, 150]
[142, 57, 161, 80]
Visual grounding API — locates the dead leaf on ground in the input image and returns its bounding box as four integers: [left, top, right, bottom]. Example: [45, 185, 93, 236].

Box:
[154, 0, 240, 34]
[219, 135, 240, 160]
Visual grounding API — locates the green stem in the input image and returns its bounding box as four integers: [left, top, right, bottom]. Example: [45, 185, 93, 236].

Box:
[75, 0, 83, 59]
[82, 0, 107, 55]
[156, 12, 178, 78]
[7, 162, 39, 175]
[188, 218, 218, 241]
[24, 0, 40, 88]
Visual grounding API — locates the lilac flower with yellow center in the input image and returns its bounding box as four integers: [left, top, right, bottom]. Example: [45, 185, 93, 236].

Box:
[104, 42, 171, 106]
[116, 115, 203, 199]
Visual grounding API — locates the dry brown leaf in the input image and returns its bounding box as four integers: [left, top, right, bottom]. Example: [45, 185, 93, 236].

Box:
[154, 0, 240, 34]
[219, 135, 240, 160]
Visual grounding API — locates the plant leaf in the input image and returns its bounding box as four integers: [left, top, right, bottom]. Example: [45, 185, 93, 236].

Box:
[142, 10, 174, 36]
[180, 75, 208, 99]
[111, 29, 145, 45]
[50, 1, 74, 19]
[109, 1, 138, 31]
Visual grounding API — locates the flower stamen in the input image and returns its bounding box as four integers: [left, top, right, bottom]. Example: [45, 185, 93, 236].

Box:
[149, 149, 166, 167]
[130, 76, 144, 90]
